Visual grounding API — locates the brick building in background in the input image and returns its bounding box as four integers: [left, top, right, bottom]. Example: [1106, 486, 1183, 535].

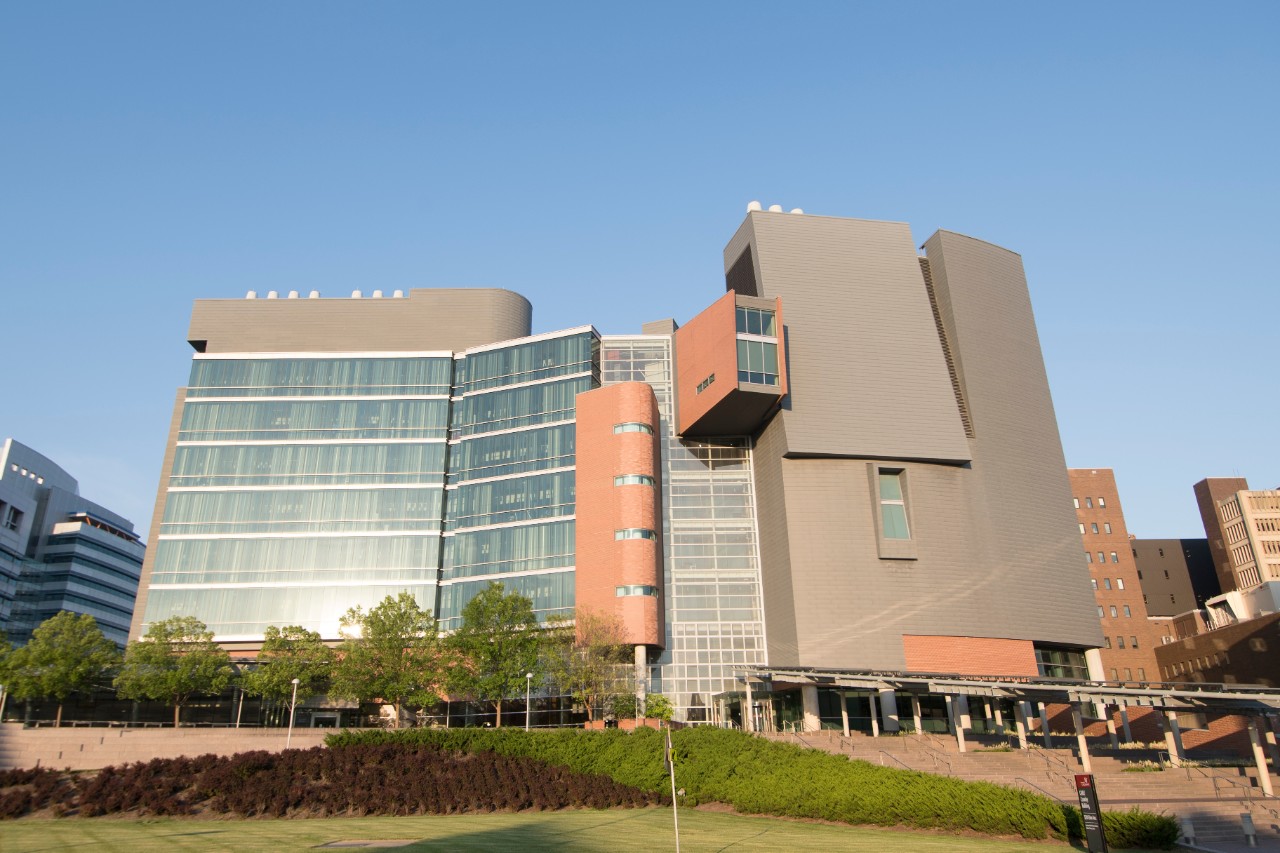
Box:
[1068, 468, 1161, 683]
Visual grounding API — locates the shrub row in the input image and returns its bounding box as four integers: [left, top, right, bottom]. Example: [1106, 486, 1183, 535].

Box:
[0, 742, 662, 819]
[328, 727, 1177, 849]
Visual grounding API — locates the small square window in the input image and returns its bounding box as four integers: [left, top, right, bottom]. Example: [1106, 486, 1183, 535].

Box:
[1109, 605, 1118, 617]
[1090, 579, 1098, 590]
[1073, 498, 1080, 509]
[1098, 497, 1106, 507]
[1091, 523, 1099, 534]
[1116, 578, 1124, 590]
[1124, 668, 1133, 680]
[1097, 606, 1104, 618]
[1104, 637, 1112, 648]
[1123, 605, 1132, 617]
[1086, 497, 1094, 508]
[878, 471, 909, 540]
[1110, 552, 1119, 563]
[1130, 636, 1138, 648]
[1103, 578, 1112, 590]
[1079, 523, 1086, 535]
[1109, 668, 1118, 680]
[1117, 636, 1125, 649]
[1137, 667, 1145, 680]
[1104, 523, 1112, 534]
[1098, 552, 1105, 563]
[1085, 551, 1093, 564]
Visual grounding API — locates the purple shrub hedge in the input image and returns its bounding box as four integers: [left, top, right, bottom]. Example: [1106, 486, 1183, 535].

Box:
[0, 742, 664, 819]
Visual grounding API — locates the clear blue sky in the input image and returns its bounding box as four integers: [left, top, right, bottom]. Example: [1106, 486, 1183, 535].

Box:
[3, 2, 1276, 541]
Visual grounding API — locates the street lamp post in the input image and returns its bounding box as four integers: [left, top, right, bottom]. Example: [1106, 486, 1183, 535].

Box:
[525, 672, 533, 731]
[286, 677, 300, 749]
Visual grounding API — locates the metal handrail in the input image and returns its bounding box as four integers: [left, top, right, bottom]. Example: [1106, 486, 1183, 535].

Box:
[878, 750, 915, 771]
[1012, 776, 1071, 804]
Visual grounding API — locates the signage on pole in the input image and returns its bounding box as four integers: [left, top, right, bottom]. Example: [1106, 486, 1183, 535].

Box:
[1074, 774, 1108, 852]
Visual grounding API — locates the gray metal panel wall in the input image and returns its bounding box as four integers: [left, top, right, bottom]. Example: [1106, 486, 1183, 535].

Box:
[923, 230, 1102, 649]
[728, 212, 972, 463]
[188, 288, 533, 354]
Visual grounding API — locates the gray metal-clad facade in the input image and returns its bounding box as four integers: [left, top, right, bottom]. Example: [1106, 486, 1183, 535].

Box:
[723, 211, 1101, 671]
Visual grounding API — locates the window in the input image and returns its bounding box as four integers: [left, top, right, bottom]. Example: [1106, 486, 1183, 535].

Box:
[1137, 570, 1143, 579]
[1104, 636, 1112, 648]
[696, 373, 716, 394]
[1123, 605, 1131, 617]
[1109, 605, 1118, 617]
[1137, 668, 1145, 680]
[1097, 606, 1104, 617]
[1130, 636, 1138, 648]
[1098, 552, 1105, 563]
[1103, 578, 1112, 590]
[1091, 523, 1099, 534]
[1116, 578, 1124, 590]
[736, 339, 779, 385]
[2, 505, 21, 532]
[614, 528, 657, 541]
[1163, 570, 1169, 579]
[878, 471, 910, 540]
[1090, 579, 1098, 590]
[735, 306, 778, 336]
[1110, 668, 1118, 680]
[1124, 668, 1133, 680]
[1079, 523, 1086, 534]
[1158, 548, 1165, 557]
[1104, 523, 1112, 534]
[1073, 497, 1080, 509]
[613, 474, 655, 487]
[1169, 594, 1175, 603]
[1110, 552, 1119, 563]
[1085, 551, 1093, 564]
[1086, 497, 1094, 509]
[1117, 636, 1125, 649]
[1098, 497, 1106, 508]
[613, 422, 653, 435]
[615, 585, 658, 597]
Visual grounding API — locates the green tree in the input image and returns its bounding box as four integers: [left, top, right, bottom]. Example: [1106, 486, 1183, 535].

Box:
[114, 616, 234, 727]
[644, 693, 674, 725]
[446, 582, 541, 727]
[2, 612, 119, 726]
[240, 625, 334, 720]
[544, 607, 633, 723]
[332, 593, 445, 728]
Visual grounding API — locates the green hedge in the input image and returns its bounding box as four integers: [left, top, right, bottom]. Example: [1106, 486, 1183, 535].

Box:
[327, 727, 1176, 847]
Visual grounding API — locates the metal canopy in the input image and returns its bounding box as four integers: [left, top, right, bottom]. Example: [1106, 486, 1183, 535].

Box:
[730, 666, 1280, 714]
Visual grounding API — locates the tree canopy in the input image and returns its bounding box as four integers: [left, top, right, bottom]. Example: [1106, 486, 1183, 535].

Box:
[544, 607, 633, 723]
[2, 612, 119, 726]
[331, 592, 446, 727]
[240, 625, 333, 706]
[446, 582, 541, 727]
[114, 615, 234, 727]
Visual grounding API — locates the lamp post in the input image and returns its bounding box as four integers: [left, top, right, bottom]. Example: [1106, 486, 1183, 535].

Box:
[286, 677, 300, 749]
[525, 672, 533, 731]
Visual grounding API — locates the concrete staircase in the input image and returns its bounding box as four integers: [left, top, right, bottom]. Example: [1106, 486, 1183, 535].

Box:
[761, 729, 1280, 849]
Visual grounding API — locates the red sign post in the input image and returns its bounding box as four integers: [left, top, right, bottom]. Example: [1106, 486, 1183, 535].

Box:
[1074, 774, 1109, 852]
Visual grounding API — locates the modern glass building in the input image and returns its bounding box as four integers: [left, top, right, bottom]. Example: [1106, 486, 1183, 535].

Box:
[132, 208, 1105, 721]
[0, 438, 144, 647]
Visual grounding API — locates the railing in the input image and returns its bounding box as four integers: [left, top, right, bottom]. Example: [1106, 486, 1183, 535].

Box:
[1012, 776, 1071, 803]
[878, 750, 915, 772]
[911, 740, 953, 775]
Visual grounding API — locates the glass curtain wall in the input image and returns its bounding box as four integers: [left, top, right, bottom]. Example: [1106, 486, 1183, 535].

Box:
[143, 355, 453, 640]
[438, 331, 599, 629]
[601, 337, 767, 722]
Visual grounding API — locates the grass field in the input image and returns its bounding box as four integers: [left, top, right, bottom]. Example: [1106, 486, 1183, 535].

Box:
[0, 809, 1113, 852]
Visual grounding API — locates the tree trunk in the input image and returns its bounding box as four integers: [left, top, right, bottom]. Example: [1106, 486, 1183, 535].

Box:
[495, 698, 503, 728]
[394, 700, 401, 729]
[173, 702, 182, 728]
[55, 704, 63, 728]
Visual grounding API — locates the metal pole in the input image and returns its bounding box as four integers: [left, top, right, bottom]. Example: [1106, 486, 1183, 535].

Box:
[525, 672, 533, 731]
[235, 687, 245, 729]
[667, 726, 680, 853]
[286, 678, 300, 749]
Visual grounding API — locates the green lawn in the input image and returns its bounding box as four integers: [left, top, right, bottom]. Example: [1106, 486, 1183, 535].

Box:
[1, 809, 1104, 852]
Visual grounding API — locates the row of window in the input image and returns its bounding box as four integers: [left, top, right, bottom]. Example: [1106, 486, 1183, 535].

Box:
[1090, 577, 1125, 590]
[614, 474, 654, 487]
[1163, 653, 1229, 679]
[696, 374, 715, 394]
[1073, 496, 1107, 509]
[7, 463, 44, 485]
[1078, 522, 1113, 534]
[1108, 667, 1146, 682]
[1102, 635, 1140, 649]
[1085, 551, 1120, 564]
[615, 528, 658, 541]
[735, 306, 777, 337]
[616, 585, 659, 597]
[613, 422, 653, 435]
[1097, 604, 1133, 618]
